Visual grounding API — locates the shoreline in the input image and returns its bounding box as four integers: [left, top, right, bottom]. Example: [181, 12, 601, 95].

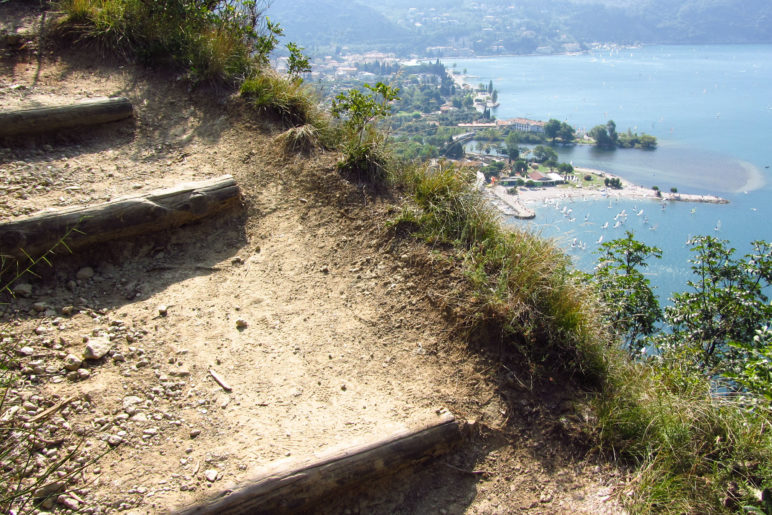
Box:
[439, 59, 735, 214]
[490, 168, 728, 217]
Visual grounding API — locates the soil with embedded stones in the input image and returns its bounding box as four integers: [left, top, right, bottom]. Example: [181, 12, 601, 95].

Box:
[0, 6, 627, 514]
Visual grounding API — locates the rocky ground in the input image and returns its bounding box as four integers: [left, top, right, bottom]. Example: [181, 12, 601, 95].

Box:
[1, 4, 627, 513]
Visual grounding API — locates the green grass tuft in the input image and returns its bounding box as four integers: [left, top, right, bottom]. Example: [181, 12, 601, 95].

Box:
[240, 72, 332, 142]
[336, 126, 391, 185]
[275, 124, 320, 155]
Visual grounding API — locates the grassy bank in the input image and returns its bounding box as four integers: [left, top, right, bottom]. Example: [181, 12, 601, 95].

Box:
[24, 2, 772, 512]
[392, 162, 608, 384]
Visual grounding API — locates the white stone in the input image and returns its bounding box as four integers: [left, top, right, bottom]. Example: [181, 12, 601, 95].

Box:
[123, 396, 143, 410]
[130, 413, 148, 423]
[18, 346, 34, 357]
[83, 337, 111, 360]
[204, 469, 218, 482]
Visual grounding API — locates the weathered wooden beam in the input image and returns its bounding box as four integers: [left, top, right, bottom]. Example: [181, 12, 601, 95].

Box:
[175, 411, 466, 515]
[0, 97, 133, 137]
[0, 175, 241, 259]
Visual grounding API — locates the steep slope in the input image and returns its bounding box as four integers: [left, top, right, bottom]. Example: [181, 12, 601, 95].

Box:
[0, 5, 625, 513]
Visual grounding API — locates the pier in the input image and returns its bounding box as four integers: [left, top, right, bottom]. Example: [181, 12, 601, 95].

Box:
[486, 186, 536, 219]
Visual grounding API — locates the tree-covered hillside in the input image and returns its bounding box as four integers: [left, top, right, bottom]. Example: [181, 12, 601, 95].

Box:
[268, 0, 772, 57]
[265, 0, 410, 54]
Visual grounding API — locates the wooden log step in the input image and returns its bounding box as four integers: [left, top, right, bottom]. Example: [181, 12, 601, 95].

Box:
[175, 411, 467, 515]
[0, 175, 241, 259]
[0, 97, 133, 137]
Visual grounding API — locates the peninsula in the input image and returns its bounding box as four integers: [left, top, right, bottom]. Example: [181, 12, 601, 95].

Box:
[488, 167, 728, 220]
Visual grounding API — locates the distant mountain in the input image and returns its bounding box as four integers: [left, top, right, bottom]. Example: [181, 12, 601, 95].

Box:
[266, 0, 772, 57]
[562, 0, 772, 44]
[265, 0, 410, 52]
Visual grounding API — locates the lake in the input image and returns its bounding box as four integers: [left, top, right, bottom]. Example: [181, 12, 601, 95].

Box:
[445, 46, 772, 302]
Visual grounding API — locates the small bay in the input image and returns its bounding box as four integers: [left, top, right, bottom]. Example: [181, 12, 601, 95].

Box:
[446, 45, 772, 302]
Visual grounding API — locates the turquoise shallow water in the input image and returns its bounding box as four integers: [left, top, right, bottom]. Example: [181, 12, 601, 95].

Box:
[445, 46, 772, 302]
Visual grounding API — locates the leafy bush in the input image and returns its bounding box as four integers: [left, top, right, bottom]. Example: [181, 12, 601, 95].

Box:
[285, 42, 311, 82]
[654, 237, 772, 377]
[331, 82, 400, 184]
[587, 232, 772, 513]
[590, 231, 662, 353]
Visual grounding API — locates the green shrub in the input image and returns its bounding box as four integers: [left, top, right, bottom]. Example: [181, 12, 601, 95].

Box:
[331, 83, 400, 184]
[336, 127, 391, 184]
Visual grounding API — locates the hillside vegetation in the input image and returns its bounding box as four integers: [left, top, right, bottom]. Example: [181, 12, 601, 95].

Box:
[1, 1, 771, 513]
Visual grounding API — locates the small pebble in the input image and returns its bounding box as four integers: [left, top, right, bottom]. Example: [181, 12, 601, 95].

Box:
[64, 354, 82, 371]
[13, 283, 33, 297]
[58, 495, 80, 510]
[18, 346, 34, 357]
[76, 267, 95, 280]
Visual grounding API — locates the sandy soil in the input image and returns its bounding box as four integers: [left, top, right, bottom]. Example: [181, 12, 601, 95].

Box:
[1, 6, 627, 513]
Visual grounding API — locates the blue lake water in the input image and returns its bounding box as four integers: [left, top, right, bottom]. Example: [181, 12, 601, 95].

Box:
[445, 46, 772, 302]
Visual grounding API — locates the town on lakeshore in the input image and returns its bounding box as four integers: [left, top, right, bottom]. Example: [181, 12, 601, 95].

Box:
[287, 52, 727, 220]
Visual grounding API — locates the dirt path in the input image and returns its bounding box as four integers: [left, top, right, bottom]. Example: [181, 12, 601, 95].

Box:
[1, 7, 626, 513]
